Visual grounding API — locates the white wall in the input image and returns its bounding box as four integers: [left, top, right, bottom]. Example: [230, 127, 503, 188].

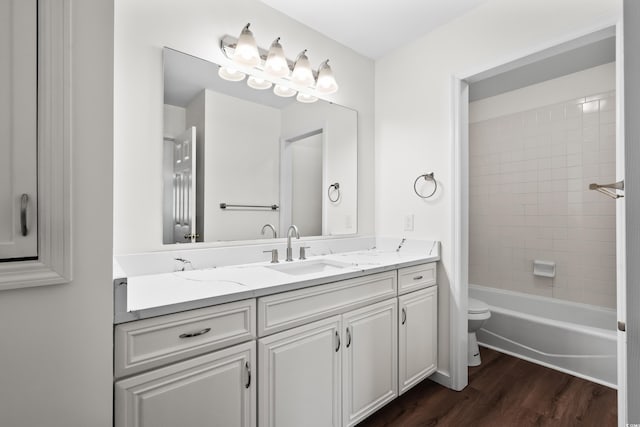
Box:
[114, 0, 374, 254]
[281, 101, 358, 236]
[205, 90, 281, 241]
[0, 1, 114, 425]
[469, 65, 616, 307]
[376, 0, 621, 377]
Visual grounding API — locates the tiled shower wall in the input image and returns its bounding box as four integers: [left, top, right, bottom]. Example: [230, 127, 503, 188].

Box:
[469, 91, 616, 308]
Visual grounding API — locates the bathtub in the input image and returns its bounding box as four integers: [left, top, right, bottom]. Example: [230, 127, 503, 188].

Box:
[469, 284, 617, 388]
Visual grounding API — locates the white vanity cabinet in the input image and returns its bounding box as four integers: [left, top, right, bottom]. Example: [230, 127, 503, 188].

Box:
[398, 286, 438, 395]
[257, 271, 399, 427]
[114, 300, 257, 427]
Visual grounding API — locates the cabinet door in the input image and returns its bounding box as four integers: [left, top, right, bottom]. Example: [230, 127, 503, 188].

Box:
[398, 286, 438, 395]
[258, 315, 341, 427]
[115, 341, 256, 427]
[0, 0, 37, 260]
[342, 298, 397, 427]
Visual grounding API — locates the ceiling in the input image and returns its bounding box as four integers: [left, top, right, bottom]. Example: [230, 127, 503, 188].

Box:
[259, 0, 487, 59]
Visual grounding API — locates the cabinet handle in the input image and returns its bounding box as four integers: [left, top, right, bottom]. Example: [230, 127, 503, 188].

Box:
[413, 275, 423, 281]
[335, 331, 341, 352]
[245, 361, 251, 389]
[402, 307, 407, 325]
[178, 327, 211, 339]
[346, 327, 352, 348]
[20, 194, 28, 236]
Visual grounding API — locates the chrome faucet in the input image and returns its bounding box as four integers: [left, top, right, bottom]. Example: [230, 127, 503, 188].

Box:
[261, 223, 277, 238]
[286, 225, 300, 261]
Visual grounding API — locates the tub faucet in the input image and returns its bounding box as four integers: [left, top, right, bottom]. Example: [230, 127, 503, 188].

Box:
[286, 225, 300, 261]
[174, 257, 193, 271]
[261, 223, 277, 238]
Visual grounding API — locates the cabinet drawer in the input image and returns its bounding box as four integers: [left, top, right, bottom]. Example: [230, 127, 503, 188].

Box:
[115, 299, 255, 378]
[398, 263, 436, 295]
[258, 271, 397, 336]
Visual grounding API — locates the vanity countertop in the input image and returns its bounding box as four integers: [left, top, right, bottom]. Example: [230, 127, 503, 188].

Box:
[114, 241, 440, 324]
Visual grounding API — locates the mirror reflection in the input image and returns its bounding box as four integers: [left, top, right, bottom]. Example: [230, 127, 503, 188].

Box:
[162, 48, 357, 244]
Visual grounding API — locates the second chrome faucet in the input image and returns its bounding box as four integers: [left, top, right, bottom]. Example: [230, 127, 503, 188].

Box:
[286, 225, 300, 261]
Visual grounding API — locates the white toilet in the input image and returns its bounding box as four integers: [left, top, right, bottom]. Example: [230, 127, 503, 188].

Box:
[468, 298, 491, 367]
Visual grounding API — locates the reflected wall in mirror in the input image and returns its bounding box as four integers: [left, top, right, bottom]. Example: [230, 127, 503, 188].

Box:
[162, 48, 357, 244]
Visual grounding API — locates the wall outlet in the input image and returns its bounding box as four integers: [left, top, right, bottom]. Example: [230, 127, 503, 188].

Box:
[404, 214, 414, 231]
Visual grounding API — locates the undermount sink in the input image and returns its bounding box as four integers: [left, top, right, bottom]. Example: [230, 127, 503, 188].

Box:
[266, 259, 352, 276]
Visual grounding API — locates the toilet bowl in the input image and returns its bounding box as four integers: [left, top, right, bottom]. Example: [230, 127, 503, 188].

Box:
[468, 298, 491, 367]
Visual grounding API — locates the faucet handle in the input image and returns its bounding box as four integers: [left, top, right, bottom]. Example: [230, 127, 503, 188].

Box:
[299, 246, 311, 260]
[263, 249, 279, 263]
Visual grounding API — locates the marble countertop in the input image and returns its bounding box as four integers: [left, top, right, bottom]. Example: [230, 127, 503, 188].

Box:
[114, 240, 440, 324]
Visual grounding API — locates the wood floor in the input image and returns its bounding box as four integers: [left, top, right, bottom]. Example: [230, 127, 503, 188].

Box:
[358, 347, 617, 427]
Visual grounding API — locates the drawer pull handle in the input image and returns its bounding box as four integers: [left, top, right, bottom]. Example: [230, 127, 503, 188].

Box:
[245, 361, 251, 389]
[413, 275, 423, 281]
[402, 307, 407, 325]
[346, 327, 352, 348]
[179, 328, 211, 339]
[335, 331, 341, 352]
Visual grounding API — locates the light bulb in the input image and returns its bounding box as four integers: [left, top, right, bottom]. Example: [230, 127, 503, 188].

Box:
[273, 84, 297, 98]
[291, 50, 314, 87]
[315, 60, 338, 94]
[296, 92, 318, 103]
[233, 23, 260, 67]
[247, 75, 272, 90]
[218, 66, 246, 82]
[264, 37, 289, 79]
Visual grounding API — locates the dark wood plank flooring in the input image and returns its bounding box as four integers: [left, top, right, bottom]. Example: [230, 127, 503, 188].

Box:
[358, 347, 617, 427]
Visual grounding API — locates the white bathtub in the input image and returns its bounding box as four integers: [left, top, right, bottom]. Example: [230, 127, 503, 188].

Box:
[470, 284, 617, 388]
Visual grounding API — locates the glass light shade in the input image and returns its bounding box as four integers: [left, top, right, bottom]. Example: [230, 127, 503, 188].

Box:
[273, 84, 297, 98]
[233, 24, 260, 67]
[218, 66, 246, 82]
[264, 38, 289, 79]
[296, 92, 318, 103]
[291, 50, 314, 87]
[247, 75, 272, 90]
[316, 60, 338, 94]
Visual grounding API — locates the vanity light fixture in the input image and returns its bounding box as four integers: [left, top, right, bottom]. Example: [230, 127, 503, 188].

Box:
[232, 23, 260, 67]
[219, 24, 339, 103]
[264, 37, 289, 79]
[217, 66, 246, 82]
[273, 84, 297, 98]
[315, 60, 338, 94]
[247, 75, 273, 90]
[296, 92, 318, 103]
[291, 49, 315, 87]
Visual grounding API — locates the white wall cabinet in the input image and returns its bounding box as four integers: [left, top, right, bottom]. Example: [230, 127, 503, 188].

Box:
[398, 286, 438, 394]
[115, 341, 256, 427]
[258, 299, 398, 427]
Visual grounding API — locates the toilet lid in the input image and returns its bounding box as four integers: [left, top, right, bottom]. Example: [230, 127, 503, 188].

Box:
[468, 298, 489, 314]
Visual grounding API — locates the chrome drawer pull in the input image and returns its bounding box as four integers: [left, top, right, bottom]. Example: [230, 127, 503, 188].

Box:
[335, 331, 341, 352]
[346, 327, 352, 348]
[179, 328, 211, 339]
[245, 361, 251, 389]
[402, 307, 407, 325]
[413, 275, 423, 280]
[20, 194, 29, 236]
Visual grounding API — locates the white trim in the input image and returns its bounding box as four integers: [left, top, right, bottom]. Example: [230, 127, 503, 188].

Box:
[0, 0, 72, 290]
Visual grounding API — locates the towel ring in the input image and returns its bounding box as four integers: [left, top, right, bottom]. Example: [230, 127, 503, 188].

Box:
[328, 182, 340, 202]
[414, 172, 437, 199]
